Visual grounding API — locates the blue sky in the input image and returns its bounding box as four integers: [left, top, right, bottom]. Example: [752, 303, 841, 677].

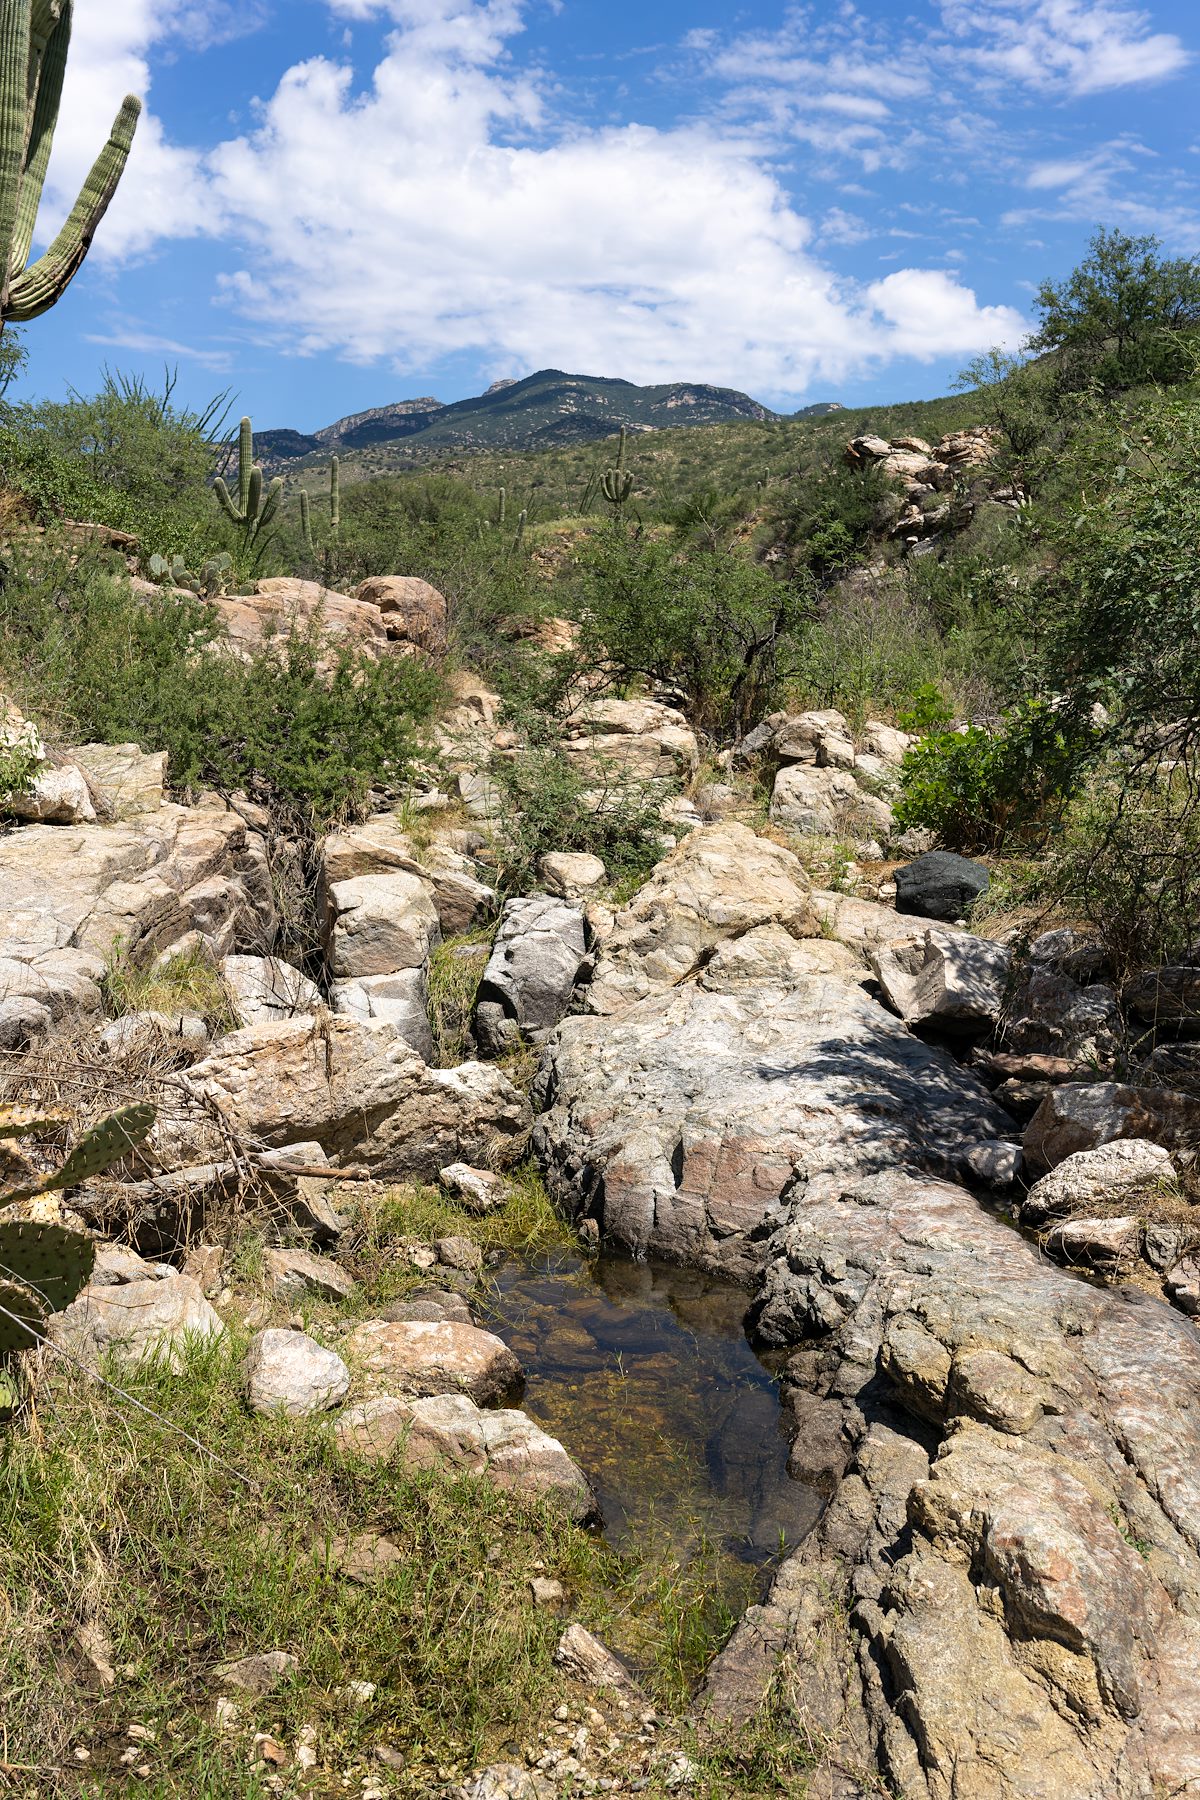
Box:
[17, 0, 1198, 429]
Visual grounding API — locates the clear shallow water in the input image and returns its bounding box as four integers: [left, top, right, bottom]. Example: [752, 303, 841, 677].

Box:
[477, 1249, 822, 1581]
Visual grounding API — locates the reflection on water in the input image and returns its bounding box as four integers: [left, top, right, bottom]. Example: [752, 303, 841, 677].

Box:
[478, 1249, 822, 1587]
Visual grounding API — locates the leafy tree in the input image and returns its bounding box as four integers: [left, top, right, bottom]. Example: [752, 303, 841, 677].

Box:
[579, 527, 814, 739]
[1030, 228, 1200, 389]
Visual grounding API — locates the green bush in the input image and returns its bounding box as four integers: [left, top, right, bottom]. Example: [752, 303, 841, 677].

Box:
[579, 526, 813, 738]
[2, 370, 232, 560]
[491, 744, 665, 893]
[1016, 765, 1200, 977]
[893, 705, 1076, 853]
[0, 543, 441, 828]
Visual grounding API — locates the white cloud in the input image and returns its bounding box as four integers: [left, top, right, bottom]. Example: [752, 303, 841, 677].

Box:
[866, 269, 1027, 357]
[83, 328, 235, 372]
[51, 0, 1032, 400]
[939, 0, 1190, 96]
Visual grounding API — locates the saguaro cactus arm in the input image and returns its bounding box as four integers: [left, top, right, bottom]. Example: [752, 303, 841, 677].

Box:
[0, 1, 141, 322]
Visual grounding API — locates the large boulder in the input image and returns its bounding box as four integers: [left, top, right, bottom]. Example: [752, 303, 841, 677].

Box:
[1024, 1081, 1200, 1173]
[335, 1392, 594, 1522]
[49, 1270, 224, 1372]
[894, 850, 989, 923]
[703, 1163, 1200, 1797]
[69, 743, 167, 818]
[345, 1319, 522, 1407]
[222, 954, 320, 1025]
[474, 895, 586, 1054]
[562, 697, 698, 783]
[213, 578, 390, 661]
[166, 1014, 531, 1176]
[0, 803, 274, 968]
[585, 824, 819, 1016]
[769, 764, 894, 851]
[324, 869, 440, 980]
[534, 972, 1012, 1279]
[354, 576, 447, 652]
[322, 816, 496, 936]
[871, 929, 1010, 1033]
[1021, 1139, 1178, 1227]
[244, 1328, 350, 1417]
[330, 968, 433, 1060]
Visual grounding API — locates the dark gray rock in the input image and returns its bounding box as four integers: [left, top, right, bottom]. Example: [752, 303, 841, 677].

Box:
[474, 895, 586, 1054]
[894, 850, 989, 922]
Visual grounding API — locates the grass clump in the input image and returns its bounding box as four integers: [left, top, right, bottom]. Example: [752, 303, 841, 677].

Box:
[103, 943, 239, 1033]
[426, 927, 494, 1066]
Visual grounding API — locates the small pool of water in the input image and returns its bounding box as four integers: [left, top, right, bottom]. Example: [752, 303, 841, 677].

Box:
[477, 1249, 822, 1586]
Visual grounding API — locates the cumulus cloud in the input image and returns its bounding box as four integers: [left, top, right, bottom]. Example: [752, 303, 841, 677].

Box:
[54, 0, 1032, 399]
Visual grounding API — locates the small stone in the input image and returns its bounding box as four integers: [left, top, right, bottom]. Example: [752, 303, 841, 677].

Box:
[263, 1246, 356, 1303]
[216, 1651, 300, 1696]
[554, 1624, 637, 1695]
[72, 1747, 91, 1763]
[529, 1576, 565, 1609]
[214, 1696, 241, 1733]
[253, 1733, 288, 1767]
[127, 1723, 156, 1744]
[439, 1163, 512, 1215]
[244, 1329, 350, 1418]
[436, 1235, 485, 1276]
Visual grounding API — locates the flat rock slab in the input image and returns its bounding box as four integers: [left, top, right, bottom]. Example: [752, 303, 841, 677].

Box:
[335, 1392, 594, 1522]
[313, 1530, 405, 1585]
[263, 1247, 356, 1302]
[166, 1014, 531, 1177]
[533, 974, 1012, 1279]
[216, 1651, 299, 1696]
[244, 1328, 350, 1417]
[345, 1319, 522, 1406]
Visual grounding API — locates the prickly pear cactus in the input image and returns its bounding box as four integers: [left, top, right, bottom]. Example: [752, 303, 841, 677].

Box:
[0, 1275, 48, 1357]
[0, 1101, 156, 1208]
[0, 1105, 70, 1139]
[0, 1222, 94, 1331]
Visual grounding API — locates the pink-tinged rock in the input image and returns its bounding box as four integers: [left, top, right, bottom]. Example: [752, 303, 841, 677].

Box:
[1024, 1081, 1200, 1172]
[345, 1319, 522, 1407]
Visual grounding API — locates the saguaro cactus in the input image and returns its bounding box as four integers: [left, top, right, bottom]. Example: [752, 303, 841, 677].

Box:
[214, 415, 283, 541]
[0, 1, 141, 324]
[300, 457, 339, 557]
[601, 426, 633, 512]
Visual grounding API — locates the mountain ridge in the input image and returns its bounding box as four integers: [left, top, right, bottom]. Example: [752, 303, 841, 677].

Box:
[256, 368, 843, 470]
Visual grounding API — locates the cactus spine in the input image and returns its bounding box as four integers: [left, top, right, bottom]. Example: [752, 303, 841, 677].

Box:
[601, 426, 633, 512]
[213, 415, 283, 541]
[0, 1, 141, 325]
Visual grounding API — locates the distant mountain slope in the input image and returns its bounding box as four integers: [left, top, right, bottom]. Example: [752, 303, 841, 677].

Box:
[256, 369, 826, 470]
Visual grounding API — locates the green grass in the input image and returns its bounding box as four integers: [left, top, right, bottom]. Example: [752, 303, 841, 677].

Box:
[0, 1179, 817, 1798]
[103, 943, 239, 1032]
[425, 927, 495, 1067]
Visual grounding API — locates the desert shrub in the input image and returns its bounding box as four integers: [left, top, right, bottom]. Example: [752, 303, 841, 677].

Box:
[491, 744, 665, 893]
[579, 527, 813, 738]
[770, 459, 890, 578]
[1017, 764, 1200, 976]
[893, 704, 1076, 853]
[786, 575, 946, 724]
[0, 544, 441, 827]
[3, 369, 231, 558]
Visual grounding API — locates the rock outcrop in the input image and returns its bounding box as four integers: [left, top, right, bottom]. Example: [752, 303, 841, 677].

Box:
[696, 1164, 1200, 1799]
